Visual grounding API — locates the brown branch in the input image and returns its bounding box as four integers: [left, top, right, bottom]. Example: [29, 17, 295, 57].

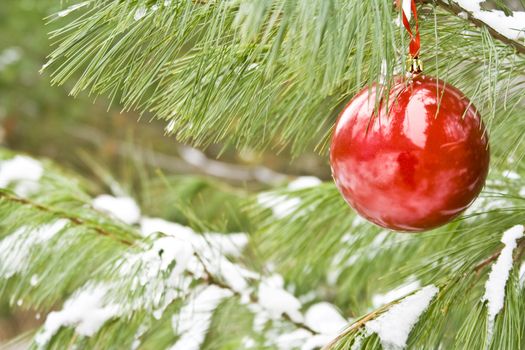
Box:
[474, 237, 525, 274]
[421, 0, 525, 55]
[473, 250, 501, 274]
[1, 189, 317, 335]
[0, 190, 134, 246]
[71, 126, 290, 185]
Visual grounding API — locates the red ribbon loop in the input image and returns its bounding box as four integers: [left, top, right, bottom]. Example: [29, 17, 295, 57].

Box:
[399, 0, 420, 58]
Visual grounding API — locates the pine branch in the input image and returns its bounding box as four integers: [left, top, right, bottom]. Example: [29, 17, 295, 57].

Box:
[0, 150, 339, 349]
[426, 0, 525, 54]
[194, 252, 319, 335]
[0, 190, 135, 246]
[44, 1, 525, 155]
[474, 236, 525, 274]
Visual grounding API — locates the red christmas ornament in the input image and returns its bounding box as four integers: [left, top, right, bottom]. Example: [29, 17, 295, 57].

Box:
[330, 75, 489, 232]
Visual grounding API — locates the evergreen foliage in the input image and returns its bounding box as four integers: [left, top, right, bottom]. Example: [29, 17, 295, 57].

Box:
[1, 0, 525, 349]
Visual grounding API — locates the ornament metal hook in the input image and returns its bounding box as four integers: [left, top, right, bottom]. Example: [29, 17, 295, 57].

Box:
[406, 55, 423, 74]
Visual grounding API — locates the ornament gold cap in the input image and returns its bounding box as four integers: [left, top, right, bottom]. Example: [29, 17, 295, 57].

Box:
[406, 55, 423, 74]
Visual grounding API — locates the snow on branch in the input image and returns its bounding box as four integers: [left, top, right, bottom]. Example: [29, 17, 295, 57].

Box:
[324, 285, 438, 350]
[0, 155, 43, 197]
[431, 0, 525, 54]
[482, 224, 524, 340]
[20, 191, 347, 349]
[365, 285, 438, 350]
[453, 1, 525, 41]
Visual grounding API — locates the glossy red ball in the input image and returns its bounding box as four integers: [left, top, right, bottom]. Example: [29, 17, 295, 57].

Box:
[330, 75, 489, 232]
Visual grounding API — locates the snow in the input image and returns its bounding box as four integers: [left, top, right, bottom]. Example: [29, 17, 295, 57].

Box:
[257, 275, 303, 323]
[170, 286, 233, 350]
[372, 280, 421, 308]
[92, 195, 141, 225]
[139, 218, 252, 290]
[141, 217, 248, 257]
[30, 274, 39, 286]
[365, 285, 439, 350]
[35, 284, 120, 347]
[287, 176, 322, 190]
[134, 6, 147, 20]
[482, 225, 524, 338]
[257, 192, 302, 219]
[304, 302, 347, 335]
[242, 336, 256, 348]
[503, 170, 520, 180]
[274, 329, 312, 349]
[454, 1, 525, 40]
[115, 234, 196, 318]
[257, 176, 322, 218]
[57, 1, 90, 17]
[0, 155, 43, 196]
[351, 215, 366, 227]
[203, 232, 248, 257]
[115, 217, 251, 319]
[274, 329, 334, 350]
[0, 220, 68, 278]
[457, 11, 468, 19]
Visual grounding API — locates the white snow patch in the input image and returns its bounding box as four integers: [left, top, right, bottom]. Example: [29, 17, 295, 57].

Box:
[351, 215, 366, 227]
[30, 274, 40, 286]
[116, 233, 196, 319]
[274, 329, 334, 350]
[301, 334, 334, 350]
[242, 336, 256, 348]
[257, 192, 301, 219]
[365, 285, 438, 350]
[93, 195, 141, 225]
[35, 284, 120, 347]
[454, 0, 525, 40]
[134, 6, 147, 20]
[120, 217, 252, 318]
[0, 155, 43, 196]
[257, 176, 321, 218]
[170, 286, 233, 350]
[257, 274, 303, 323]
[0, 220, 68, 278]
[304, 302, 347, 335]
[274, 329, 312, 350]
[57, 1, 90, 17]
[503, 170, 520, 180]
[372, 280, 421, 308]
[482, 225, 524, 338]
[139, 217, 252, 290]
[287, 176, 322, 190]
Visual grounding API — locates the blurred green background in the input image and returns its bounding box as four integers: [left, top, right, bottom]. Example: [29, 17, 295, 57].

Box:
[0, 0, 323, 344]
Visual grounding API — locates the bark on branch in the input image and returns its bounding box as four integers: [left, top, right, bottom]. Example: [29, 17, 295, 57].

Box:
[422, 0, 525, 55]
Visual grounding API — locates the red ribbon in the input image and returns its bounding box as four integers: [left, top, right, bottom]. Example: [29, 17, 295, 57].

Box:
[398, 0, 420, 58]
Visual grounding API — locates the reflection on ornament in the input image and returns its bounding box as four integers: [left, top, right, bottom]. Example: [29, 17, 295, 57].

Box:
[330, 75, 489, 232]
